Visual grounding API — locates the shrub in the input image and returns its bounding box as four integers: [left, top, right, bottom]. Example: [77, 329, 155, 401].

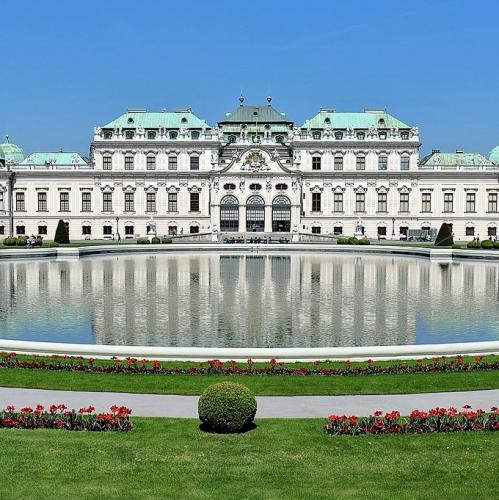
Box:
[33, 236, 43, 247]
[151, 236, 161, 244]
[336, 237, 349, 245]
[358, 238, 370, 245]
[47, 242, 59, 248]
[348, 236, 359, 245]
[467, 240, 481, 249]
[16, 236, 27, 247]
[2, 237, 17, 246]
[452, 244, 462, 249]
[136, 238, 150, 244]
[54, 220, 69, 244]
[161, 237, 173, 244]
[481, 240, 494, 249]
[494, 241, 499, 250]
[198, 382, 257, 433]
[434, 223, 453, 246]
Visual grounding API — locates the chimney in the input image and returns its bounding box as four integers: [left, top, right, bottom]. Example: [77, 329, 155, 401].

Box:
[432, 149, 441, 154]
[456, 149, 464, 154]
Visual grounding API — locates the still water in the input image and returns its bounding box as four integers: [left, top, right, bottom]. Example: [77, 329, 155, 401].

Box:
[0, 253, 498, 347]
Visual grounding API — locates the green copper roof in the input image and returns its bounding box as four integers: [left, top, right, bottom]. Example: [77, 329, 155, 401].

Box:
[420, 151, 494, 167]
[488, 145, 499, 164]
[102, 110, 209, 129]
[21, 152, 88, 166]
[221, 124, 290, 133]
[301, 109, 411, 129]
[0, 136, 26, 163]
[219, 105, 293, 125]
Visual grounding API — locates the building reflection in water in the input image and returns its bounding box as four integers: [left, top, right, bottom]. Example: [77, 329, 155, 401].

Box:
[0, 253, 497, 348]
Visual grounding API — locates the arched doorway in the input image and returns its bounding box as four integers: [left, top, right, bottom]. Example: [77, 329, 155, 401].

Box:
[220, 195, 239, 232]
[272, 195, 291, 232]
[246, 195, 265, 232]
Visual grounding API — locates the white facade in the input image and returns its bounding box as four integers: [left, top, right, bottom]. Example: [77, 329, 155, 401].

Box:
[0, 103, 498, 241]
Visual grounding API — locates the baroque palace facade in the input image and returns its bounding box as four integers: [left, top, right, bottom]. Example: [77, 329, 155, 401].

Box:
[0, 97, 498, 241]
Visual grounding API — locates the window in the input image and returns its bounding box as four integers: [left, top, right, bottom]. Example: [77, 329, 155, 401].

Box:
[488, 193, 498, 213]
[333, 226, 343, 235]
[104, 131, 113, 139]
[355, 192, 365, 212]
[37, 192, 47, 211]
[443, 192, 454, 212]
[334, 156, 343, 171]
[190, 156, 199, 170]
[103, 192, 113, 212]
[378, 226, 387, 236]
[275, 183, 288, 191]
[378, 155, 388, 170]
[38, 225, 47, 235]
[400, 155, 410, 170]
[124, 192, 134, 212]
[146, 156, 156, 170]
[147, 131, 156, 140]
[125, 225, 134, 236]
[15, 192, 25, 211]
[0, 191, 3, 211]
[488, 227, 497, 237]
[466, 226, 475, 236]
[312, 156, 321, 170]
[334, 131, 343, 140]
[356, 155, 366, 170]
[169, 131, 178, 139]
[401, 131, 409, 140]
[275, 135, 284, 143]
[81, 192, 92, 212]
[82, 225, 91, 235]
[168, 156, 177, 170]
[16, 225, 25, 235]
[312, 131, 321, 140]
[377, 192, 387, 212]
[356, 131, 365, 140]
[312, 192, 321, 212]
[125, 130, 134, 139]
[249, 183, 262, 191]
[146, 192, 156, 212]
[227, 135, 236, 144]
[400, 192, 409, 212]
[400, 226, 408, 237]
[223, 183, 236, 191]
[0, 226, 4, 235]
[333, 192, 343, 212]
[379, 132, 387, 140]
[103, 225, 112, 235]
[312, 226, 321, 234]
[168, 192, 177, 212]
[103, 155, 112, 170]
[465, 192, 476, 213]
[168, 226, 177, 235]
[190, 192, 200, 212]
[191, 131, 200, 140]
[190, 226, 200, 234]
[422, 193, 432, 212]
[124, 156, 134, 170]
[59, 192, 69, 212]
[127, 118, 134, 124]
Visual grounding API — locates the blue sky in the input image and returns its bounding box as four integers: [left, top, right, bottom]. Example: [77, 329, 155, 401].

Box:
[1, 0, 498, 156]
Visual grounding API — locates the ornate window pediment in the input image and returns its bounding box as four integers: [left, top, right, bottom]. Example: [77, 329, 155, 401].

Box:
[353, 185, 367, 193]
[188, 185, 201, 193]
[167, 185, 179, 193]
[309, 150, 324, 156]
[309, 185, 323, 193]
[122, 185, 136, 193]
[144, 185, 158, 193]
[398, 185, 412, 193]
[332, 185, 345, 193]
[100, 184, 114, 193]
[375, 185, 389, 193]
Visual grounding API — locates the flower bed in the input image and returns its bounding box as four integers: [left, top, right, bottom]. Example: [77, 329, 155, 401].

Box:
[323, 406, 499, 435]
[0, 352, 498, 378]
[0, 404, 133, 432]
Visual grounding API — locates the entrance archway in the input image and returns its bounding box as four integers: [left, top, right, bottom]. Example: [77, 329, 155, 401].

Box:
[272, 195, 291, 232]
[246, 195, 265, 232]
[220, 195, 239, 232]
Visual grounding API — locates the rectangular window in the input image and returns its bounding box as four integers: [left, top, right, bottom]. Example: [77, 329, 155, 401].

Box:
[377, 193, 387, 212]
[168, 156, 177, 170]
[103, 225, 112, 235]
[125, 225, 134, 236]
[311, 226, 321, 234]
[466, 226, 475, 236]
[15, 192, 25, 211]
[378, 226, 387, 236]
[311, 192, 321, 212]
[421, 192, 432, 212]
[334, 156, 343, 171]
[400, 192, 409, 212]
[81, 192, 92, 212]
[103, 192, 113, 212]
[146, 192, 156, 212]
[16, 225, 25, 235]
[489, 193, 498, 213]
[59, 192, 69, 212]
[124, 192, 134, 212]
[355, 192, 365, 212]
[190, 156, 200, 170]
[82, 225, 91, 235]
[103, 156, 112, 170]
[400, 156, 410, 170]
[333, 192, 343, 212]
[38, 225, 47, 235]
[0, 191, 3, 211]
[333, 226, 343, 235]
[488, 227, 497, 237]
[312, 157, 321, 170]
[356, 156, 365, 170]
[190, 226, 199, 234]
[465, 192, 476, 213]
[146, 156, 156, 170]
[190, 192, 200, 212]
[0, 226, 4, 235]
[443, 192, 454, 213]
[378, 155, 388, 171]
[168, 192, 177, 212]
[124, 156, 134, 170]
[37, 192, 47, 211]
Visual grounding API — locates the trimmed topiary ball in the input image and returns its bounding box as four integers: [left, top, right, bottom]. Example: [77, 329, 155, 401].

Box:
[481, 239, 494, 249]
[198, 382, 257, 433]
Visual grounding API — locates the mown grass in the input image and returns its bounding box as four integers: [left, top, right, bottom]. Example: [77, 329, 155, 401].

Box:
[0, 418, 497, 499]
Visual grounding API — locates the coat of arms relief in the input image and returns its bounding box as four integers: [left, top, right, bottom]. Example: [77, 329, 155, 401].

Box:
[241, 150, 270, 171]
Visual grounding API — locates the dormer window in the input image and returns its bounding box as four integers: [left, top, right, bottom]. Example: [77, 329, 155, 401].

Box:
[125, 130, 134, 140]
[356, 131, 365, 140]
[378, 118, 385, 125]
[253, 111, 258, 116]
[103, 131, 113, 139]
[147, 130, 156, 140]
[379, 131, 387, 140]
[312, 131, 321, 140]
[400, 131, 409, 140]
[181, 117, 187, 124]
[127, 117, 134, 124]
[264, 124, 270, 130]
[191, 130, 200, 140]
[334, 131, 343, 140]
[169, 131, 178, 139]
[223, 183, 236, 191]
[227, 135, 236, 144]
[275, 135, 284, 143]
[249, 183, 262, 191]
[276, 183, 288, 191]
[324, 117, 331, 125]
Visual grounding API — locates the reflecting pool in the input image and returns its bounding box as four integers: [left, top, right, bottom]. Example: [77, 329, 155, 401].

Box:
[0, 253, 498, 347]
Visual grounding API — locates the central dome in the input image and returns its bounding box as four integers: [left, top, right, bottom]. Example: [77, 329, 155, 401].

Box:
[0, 135, 25, 163]
[488, 145, 499, 164]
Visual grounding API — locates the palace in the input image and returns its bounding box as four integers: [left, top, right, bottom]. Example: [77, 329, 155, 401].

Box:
[1, 97, 498, 241]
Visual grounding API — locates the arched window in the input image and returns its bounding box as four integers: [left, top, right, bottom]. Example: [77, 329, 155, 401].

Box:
[181, 117, 188, 124]
[356, 131, 365, 140]
[191, 130, 200, 140]
[169, 131, 178, 139]
[401, 131, 409, 140]
[127, 117, 134, 124]
[379, 131, 387, 140]
[312, 131, 321, 140]
[324, 117, 331, 125]
[246, 195, 265, 232]
[125, 130, 134, 140]
[227, 135, 236, 144]
[275, 135, 284, 143]
[147, 130, 156, 140]
[272, 195, 291, 232]
[249, 183, 262, 191]
[220, 195, 239, 232]
[104, 130, 113, 139]
[334, 131, 343, 140]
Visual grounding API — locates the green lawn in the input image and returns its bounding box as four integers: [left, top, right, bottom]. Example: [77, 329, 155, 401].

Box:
[1, 366, 498, 395]
[0, 418, 496, 499]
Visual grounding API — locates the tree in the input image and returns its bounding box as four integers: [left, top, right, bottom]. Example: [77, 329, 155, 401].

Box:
[54, 219, 69, 244]
[434, 223, 453, 247]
